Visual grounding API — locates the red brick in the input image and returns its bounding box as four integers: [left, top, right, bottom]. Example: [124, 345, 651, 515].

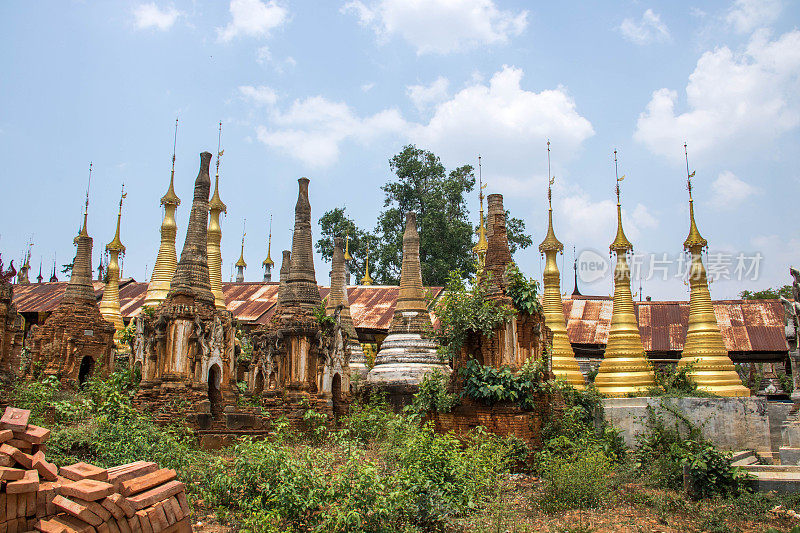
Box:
[33, 455, 59, 483]
[33, 517, 68, 533]
[125, 481, 184, 511]
[160, 518, 191, 533]
[0, 454, 14, 467]
[99, 498, 124, 520]
[6, 518, 17, 533]
[107, 464, 157, 492]
[53, 514, 96, 533]
[7, 469, 39, 494]
[59, 464, 107, 483]
[173, 493, 188, 519]
[133, 511, 151, 533]
[52, 495, 104, 527]
[117, 516, 132, 533]
[26, 491, 36, 517]
[106, 495, 134, 519]
[106, 518, 120, 533]
[0, 467, 25, 481]
[59, 480, 114, 502]
[5, 440, 31, 453]
[119, 470, 176, 497]
[126, 516, 140, 533]
[0, 430, 11, 444]
[160, 500, 175, 526]
[0, 408, 30, 432]
[165, 498, 182, 522]
[10, 449, 33, 470]
[97, 523, 110, 533]
[12, 426, 50, 446]
[16, 489, 25, 518]
[68, 498, 111, 521]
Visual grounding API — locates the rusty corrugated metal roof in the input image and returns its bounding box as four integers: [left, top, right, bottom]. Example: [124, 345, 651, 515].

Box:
[562, 296, 788, 353]
[13, 281, 105, 313]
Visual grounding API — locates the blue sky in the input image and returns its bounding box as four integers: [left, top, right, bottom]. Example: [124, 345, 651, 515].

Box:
[1, 0, 798, 299]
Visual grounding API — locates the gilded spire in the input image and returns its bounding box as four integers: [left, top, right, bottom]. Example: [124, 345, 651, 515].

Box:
[343, 230, 353, 262]
[161, 118, 181, 207]
[678, 143, 749, 397]
[208, 121, 227, 309]
[100, 184, 127, 342]
[538, 142, 583, 388]
[79, 163, 92, 238]
[144, 123, 182, 308]
[236, 221, 247, 269]
[594, 150, 655, 396]
[472, 156, 489, 277]
[361, 240, 373, 285]
[609, 150, 632, 253]
[263, 214, 274, 268]
[539, 141, 564, 254]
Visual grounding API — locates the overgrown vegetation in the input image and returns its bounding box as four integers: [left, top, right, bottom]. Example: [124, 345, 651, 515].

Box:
[459, 357, 548, 408]
[504, 262, 542, 316]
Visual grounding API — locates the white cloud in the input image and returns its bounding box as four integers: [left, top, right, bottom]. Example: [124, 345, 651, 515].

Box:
[635, 29, 800, 162]
[342, 0, 527, 54]
[256, 97, 406, 167]
[707, 170, 759, 210]
[618, 9, 671, 45]
[217, 0, 288, 42]
[361, 82, 375, 92]
[726, 0, 782, 34]
[559, 191, 656, 247]
[238, 85, 278, 106]
[133, 3, 180, 31]
[406, 77, 449, 110]
[410, 66, 594, 175]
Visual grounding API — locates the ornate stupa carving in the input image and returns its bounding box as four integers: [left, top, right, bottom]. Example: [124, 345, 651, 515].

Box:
[235, 223, 247, 283]
[250, 177, 348, 411]
[539, 144, 584, 388]
[208, 122, 227, 310]
[144, 119, 181, 309]
[367, 212, 447, 394]
[328, 237, 365, 377]
[30, 165, 116, 385]
[594, 152, 655, 396]
[98, 185, 127, 344]
[16, 248, 31, 285]
[135, 152, 236, 422]
[262, 215, 274, 282]
[678, 145, 749, 397]
[484, 194, 512, 300]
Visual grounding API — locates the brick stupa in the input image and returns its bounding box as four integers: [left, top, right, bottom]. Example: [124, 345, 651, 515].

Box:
[30, 211, 115, 384]
[327, 237, 361, 378]
[367, 212, 447, 397]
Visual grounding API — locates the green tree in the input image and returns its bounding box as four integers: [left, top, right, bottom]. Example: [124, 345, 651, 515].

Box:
[502, 210, 532, 255]
[372, 145, 476, 285]
[739, 285, 792, 300]
[315, 207, 373, 283]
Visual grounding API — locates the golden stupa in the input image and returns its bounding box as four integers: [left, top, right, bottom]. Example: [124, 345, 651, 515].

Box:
[472, 156, 489, 278]
[539, 142, 584, 388]
[594, 151, 656, 396]
[99, 185, 127, 344]
[235, 224, 247, 282]
[144, 120, 181, 308]
[208, 121, 227, 310]
[678, 145, 749, 397]
[262, 215, 274, 282]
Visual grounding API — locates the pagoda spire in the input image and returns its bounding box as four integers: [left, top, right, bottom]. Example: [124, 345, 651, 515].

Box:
[678, 143, 749, 396]
[144, 119, 181, 308]
[208, 121, 228, 309]
[328, 237, 366, 375]
[64, 163, 97, 303]
[472, 155, 488, 278]
[99, 184, 128, 342]
[262, 214, 274, 282]
[538, 141, 584, 388]
[594, 150, 655, 396]
[361, 240, 373, 285]
[281, 177, 322, 310]
[571, 246, 581, 296]
[235, 220, 247, 282]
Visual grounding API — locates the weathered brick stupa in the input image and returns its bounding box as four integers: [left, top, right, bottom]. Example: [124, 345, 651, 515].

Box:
[367, 212, 447, 398]
[135, 152, 235, 422]
[538, 159, 584, 388]
[98, 187, 127, 346]
[252, 179, 327, 391]
[454, 194, 551, 374]
[0, 258, 23, 379]
[30, 196, 116, 385]
[325, 237, 359, 382]
[143, 119, 181, 309]
[594, 154, 656, 396]
[678, 149, 749, 396]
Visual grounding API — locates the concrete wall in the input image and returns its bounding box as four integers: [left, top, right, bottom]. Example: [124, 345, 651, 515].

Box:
[603, 396, 772, 453]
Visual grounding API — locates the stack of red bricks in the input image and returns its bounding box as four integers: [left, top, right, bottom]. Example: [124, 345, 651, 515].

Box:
[0, 408, 192, 533]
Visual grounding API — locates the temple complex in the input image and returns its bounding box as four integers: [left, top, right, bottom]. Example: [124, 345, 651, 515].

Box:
[143, 120, 181, 309]
[98, 186, 127, 345]
[135, 152, 236, 423]
[594, 153, 656, 396]
[28, 178, 116, 385]
[538, 150, 584, 388]
[678, 148, 749, 396]
[367, 212, 447, 397]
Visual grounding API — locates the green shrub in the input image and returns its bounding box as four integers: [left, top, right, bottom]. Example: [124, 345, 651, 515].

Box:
[407, 370, 458, 416]
[535, 449, 613, 512]
[504, 262, 542, 316]
[340, 393, 400, 443]
[459, 358, 546, 408]
[683, 441, 749, 499]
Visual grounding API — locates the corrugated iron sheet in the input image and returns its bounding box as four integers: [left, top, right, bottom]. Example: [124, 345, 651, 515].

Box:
[563, 296, 788, 353]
